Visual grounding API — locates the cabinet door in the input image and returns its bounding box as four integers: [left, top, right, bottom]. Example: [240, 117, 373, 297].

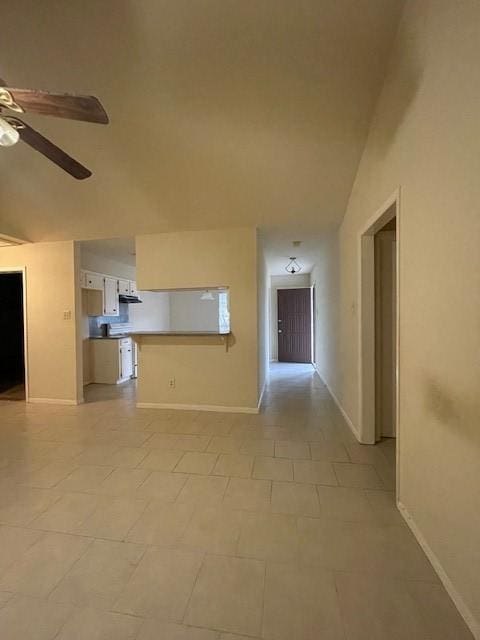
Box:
[84, 272, 104, 290]
[120, 340, 133, 379]
[129, 281, 138, 296]
[103, 277, 119, 316]
[118, 279, 130, 295]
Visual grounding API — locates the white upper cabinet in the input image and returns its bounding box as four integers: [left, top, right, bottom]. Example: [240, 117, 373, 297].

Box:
[84, 271, 104, 290]
[118, 279, 130, 296]
[129, 281, 138, 296]
[103, 277, 119, 316]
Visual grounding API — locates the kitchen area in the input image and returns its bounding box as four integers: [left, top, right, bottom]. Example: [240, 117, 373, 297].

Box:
[79, 237, 230, 402]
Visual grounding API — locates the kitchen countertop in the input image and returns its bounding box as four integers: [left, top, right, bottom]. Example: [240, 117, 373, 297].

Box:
[89, 335, 131, 340]
[130, 331, 231, 336]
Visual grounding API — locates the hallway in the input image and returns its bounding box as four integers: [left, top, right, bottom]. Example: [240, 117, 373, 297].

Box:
[0, 364, 472, 639]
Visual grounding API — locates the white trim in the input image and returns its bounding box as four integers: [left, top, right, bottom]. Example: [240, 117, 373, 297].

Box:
[0, 266, 29, 402]
[398, 501, 480, 639]
[28, 397, 79, 406]
[313, 366, 360, 440]
[136, 401, 259, 414]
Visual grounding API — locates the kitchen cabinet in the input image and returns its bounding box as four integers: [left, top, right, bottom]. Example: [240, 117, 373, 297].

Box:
[90, 337, 133, 384]
[85, 276, 119, 317]
[129, 281, 138, 296]
[83, 271, 104, 290]
[118, 279, 130, 296]
[103, 277, 119, 315]
[120, 338, 133, 379]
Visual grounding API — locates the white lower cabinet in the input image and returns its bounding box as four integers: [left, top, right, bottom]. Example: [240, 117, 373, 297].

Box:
[120, 338, 133, 379]
[90, 338, 133, 384]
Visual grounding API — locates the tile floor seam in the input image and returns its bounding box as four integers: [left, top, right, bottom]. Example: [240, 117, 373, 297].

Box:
[44, 536, 96, 602]
[179, 550, 207, 626]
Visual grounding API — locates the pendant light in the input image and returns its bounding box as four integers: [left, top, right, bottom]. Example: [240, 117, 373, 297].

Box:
[285, 257, 302, 274]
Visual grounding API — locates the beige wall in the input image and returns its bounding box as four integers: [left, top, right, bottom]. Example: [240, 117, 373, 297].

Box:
[135, 228, 259, 411]
[269, 273, 311, 360]
[320, 1, 480, 633]
[0, 241, 79, 403]
[257, 233, 269, 398]
[311, 233, 339, 386]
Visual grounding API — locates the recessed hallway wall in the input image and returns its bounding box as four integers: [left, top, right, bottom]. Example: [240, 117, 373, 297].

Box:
[313, 1, 480, 634]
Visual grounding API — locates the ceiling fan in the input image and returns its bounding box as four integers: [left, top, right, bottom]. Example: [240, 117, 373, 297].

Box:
[0, 80, 108, 179]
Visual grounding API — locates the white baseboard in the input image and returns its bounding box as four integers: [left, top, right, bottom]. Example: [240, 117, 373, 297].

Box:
[28, 397, 78, 406]
[398, 501, 479, 639]
[313, 366, 360, 441]
[257, 381, 266, 411]
[136, 401, 259, 414]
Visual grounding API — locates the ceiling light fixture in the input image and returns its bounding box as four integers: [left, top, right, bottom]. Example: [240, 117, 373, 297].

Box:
[0, 116, 19, 147]
[200, 290, 215, 301]
[285, 257, 302, 274]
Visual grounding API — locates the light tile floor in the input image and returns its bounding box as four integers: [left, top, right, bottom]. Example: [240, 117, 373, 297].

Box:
[0, 363, 473, 639]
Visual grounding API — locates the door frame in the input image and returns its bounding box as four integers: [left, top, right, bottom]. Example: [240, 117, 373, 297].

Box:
[0, 266, 29, 402]
[311, 284, 316, 365]
[357, 188, 400, 467]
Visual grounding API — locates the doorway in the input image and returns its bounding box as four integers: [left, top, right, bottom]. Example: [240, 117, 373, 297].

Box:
[358, 189, 399, 450]
[374, 218, 397, 440]
[277, 288, 312, 363]
[0, 271, 26, 401]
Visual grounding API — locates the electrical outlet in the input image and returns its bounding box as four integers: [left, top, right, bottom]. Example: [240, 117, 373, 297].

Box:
[168, 378, 176, 388]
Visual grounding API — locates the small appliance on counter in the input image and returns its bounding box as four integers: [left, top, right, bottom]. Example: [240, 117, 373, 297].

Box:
[107, 322, 133, 338]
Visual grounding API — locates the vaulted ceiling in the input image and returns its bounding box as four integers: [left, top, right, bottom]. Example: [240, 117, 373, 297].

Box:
[0, 0, 402, 243]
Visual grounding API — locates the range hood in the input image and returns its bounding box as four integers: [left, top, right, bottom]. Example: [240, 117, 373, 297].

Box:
[119, 294, 142, 304]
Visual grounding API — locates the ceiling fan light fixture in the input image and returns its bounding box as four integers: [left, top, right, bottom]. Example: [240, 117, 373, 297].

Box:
[0, 116, 19, 147]
[285, 257, 302, 274]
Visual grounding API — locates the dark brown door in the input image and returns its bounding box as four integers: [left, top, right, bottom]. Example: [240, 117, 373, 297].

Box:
[277, 288, 312, 363]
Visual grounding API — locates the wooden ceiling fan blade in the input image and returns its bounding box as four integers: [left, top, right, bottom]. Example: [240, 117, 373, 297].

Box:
[8, 118, 92, 179]
[2, 88, 109, 124]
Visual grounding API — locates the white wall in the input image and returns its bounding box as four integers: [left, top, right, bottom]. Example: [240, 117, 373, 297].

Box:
[269, 273, 311, 360]
[80, 250, 136, 281]
[169, 291, 220, 332]
[317, 1, 480, 634]
[130, 291, 170, 332]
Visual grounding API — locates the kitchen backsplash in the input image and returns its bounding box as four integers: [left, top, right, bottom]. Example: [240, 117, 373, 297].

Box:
[88, 303, 129, 337]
